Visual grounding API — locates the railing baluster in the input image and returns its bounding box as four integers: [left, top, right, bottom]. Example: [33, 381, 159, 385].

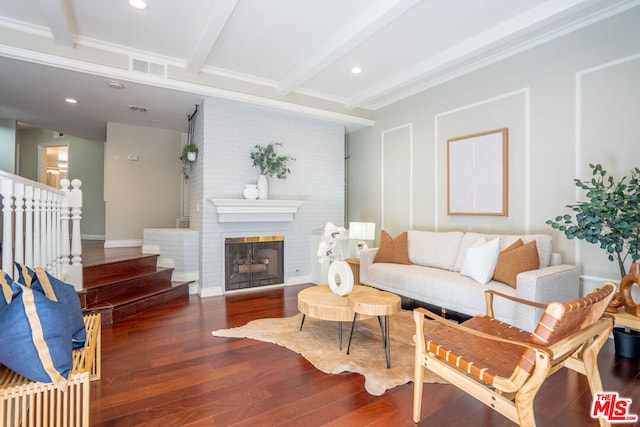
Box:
[0, 178, 14, 274]
[14, 182, 25, 267]
[33, 187, 42, 268]
[24, 185, 34, 266]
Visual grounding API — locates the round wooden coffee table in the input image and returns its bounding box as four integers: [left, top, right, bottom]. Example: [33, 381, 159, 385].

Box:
[347, 288, 401, 368]
[297, 285, 369, 349]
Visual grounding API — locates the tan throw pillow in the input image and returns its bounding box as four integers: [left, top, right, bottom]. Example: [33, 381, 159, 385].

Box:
[493, 239, 539, 288]
[373, 230, 411, 265]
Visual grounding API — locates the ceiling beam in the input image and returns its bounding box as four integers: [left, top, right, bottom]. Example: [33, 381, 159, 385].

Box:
[276, 0, 420, 96]
[37, 0, 76, 47]
[186, 0, 239, 75]
[344, 0, 610, 109]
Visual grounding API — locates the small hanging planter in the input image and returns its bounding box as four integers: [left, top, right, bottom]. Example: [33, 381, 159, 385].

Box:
[180, 105, 199, 180]
[179, 143, 198, 179]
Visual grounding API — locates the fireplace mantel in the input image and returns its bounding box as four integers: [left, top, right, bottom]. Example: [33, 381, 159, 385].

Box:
[209, 199, 305, 222]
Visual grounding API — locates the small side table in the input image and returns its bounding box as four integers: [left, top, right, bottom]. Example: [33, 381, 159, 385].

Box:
[297, 285, 368, 350]
[347, 288, 401, 368]
[345, 257, 361, 286]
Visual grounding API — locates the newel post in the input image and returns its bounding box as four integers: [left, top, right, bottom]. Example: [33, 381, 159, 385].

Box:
[60, 179, 72, 281]
[65, 179, 83, 290]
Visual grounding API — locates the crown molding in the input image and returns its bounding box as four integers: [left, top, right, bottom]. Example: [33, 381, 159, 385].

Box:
[0, 44, 374, 129]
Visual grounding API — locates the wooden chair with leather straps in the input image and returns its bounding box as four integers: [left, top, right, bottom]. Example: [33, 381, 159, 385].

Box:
[413, 282, 617, 426]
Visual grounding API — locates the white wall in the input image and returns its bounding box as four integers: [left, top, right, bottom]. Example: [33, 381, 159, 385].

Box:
[0, 119, 16, 173]
[189, 98, 345, 296]
[104, 123, 183, 246]
[347, 8, 640, 295]
[17, 127, 106, 239]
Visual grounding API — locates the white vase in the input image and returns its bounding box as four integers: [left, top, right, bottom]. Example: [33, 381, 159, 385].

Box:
[327, 260, 354, 296]
[243, 184, 259, 200]
[257, 174, 268, 199]
[187, 152, 196, 161]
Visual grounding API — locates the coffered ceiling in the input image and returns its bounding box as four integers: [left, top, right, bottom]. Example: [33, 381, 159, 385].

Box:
[0, 0, 637, 140]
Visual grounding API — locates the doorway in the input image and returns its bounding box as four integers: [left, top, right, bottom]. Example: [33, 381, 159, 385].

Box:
[39, 145, 69, 187]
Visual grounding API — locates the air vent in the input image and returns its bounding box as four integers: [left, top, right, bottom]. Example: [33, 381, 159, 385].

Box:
[130, 57, 167, 77]
[128, 105, 149, 113]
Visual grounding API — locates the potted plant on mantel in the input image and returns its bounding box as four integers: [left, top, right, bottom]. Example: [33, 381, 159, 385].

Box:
[179, 143, 198, 180]
[547, 163, 640, 357]
[249, 142, 295, 199]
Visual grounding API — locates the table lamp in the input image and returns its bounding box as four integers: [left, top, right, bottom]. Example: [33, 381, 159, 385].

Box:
[349, 222, 376, 258]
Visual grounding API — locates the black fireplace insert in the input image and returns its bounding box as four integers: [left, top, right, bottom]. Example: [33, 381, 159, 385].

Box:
[224, 236, 284, 291]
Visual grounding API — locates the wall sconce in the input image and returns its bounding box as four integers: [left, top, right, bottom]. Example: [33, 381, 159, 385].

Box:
[349, 222, 376, 258]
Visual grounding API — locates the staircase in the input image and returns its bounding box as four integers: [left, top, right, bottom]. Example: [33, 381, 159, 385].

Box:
[79, 249, 191, 324]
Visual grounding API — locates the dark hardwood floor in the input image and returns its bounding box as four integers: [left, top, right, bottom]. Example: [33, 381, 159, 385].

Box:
[89, 283, 640, 427]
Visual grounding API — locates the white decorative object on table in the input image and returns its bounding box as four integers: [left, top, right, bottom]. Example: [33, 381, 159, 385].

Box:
[327, 260, 354, 296]
[318, 222, 354, 296]
[257, 174, 268, 199]
[243, 184, 259, 200]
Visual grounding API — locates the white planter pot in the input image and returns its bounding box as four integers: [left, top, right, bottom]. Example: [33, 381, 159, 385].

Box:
[187, 152, 197, 161]
[257, 174, 269, 199]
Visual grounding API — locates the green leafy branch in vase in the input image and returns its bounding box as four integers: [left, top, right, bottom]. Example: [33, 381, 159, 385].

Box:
[249, 142, 295, 180]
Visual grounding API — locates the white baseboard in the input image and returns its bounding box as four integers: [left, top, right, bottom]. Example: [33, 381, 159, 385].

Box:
[81, 234, 105, 240]
[287, 275, 311, 285]
[104, 239, 143, 248]
[200, 286, 223, 297]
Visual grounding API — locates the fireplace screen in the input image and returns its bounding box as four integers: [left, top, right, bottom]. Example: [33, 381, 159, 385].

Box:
[225, 236, 284, 291]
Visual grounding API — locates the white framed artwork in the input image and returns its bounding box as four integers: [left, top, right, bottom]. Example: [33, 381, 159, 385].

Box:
[447, 128, 508, 216]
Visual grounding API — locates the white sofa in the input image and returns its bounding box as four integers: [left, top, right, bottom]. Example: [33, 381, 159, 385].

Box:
[359, 230, 579, 332]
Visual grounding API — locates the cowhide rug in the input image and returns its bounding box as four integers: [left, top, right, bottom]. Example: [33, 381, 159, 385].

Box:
[212, 310, 446, 396]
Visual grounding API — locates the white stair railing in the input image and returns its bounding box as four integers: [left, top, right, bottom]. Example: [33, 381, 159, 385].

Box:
[0, 171, 83, 290]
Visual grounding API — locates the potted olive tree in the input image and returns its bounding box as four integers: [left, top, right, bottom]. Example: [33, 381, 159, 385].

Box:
[249, 142, 295, 199]
[547, 163, 640, 357]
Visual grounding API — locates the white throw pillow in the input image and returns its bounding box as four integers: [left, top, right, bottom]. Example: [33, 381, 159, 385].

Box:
[460, 237, 500, 285]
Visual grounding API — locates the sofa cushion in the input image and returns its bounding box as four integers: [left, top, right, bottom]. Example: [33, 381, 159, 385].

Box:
[455, 233, 552, 270]
[373, 230, 410, 264]
[15, 262, 36, 286]
[493, 240, 540, 288]
[497, 235, 551, 268]
[460, 237, 500, 284]
[0, 280, 72, 387]
[1, 269, 13, 306]
[33, 267, 87, 349]
[408, 230, 464, 271]
[454, 232, 486, 272]
[366, 263, 518, 323]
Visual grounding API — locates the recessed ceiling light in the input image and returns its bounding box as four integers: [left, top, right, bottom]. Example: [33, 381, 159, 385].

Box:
[351, 66, 362, 75]
[128, 0, 147, 10]
[108, 80, 125, 89]
[65, 98, 78, 104]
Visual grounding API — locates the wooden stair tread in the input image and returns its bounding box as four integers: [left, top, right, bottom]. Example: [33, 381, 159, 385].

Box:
[83, 281, 190, 309]
[82, 267, 174, 289]
[80, 244, 193, 324]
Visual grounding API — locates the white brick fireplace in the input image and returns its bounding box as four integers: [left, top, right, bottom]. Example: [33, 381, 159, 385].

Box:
[187, 98, 346, 297]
